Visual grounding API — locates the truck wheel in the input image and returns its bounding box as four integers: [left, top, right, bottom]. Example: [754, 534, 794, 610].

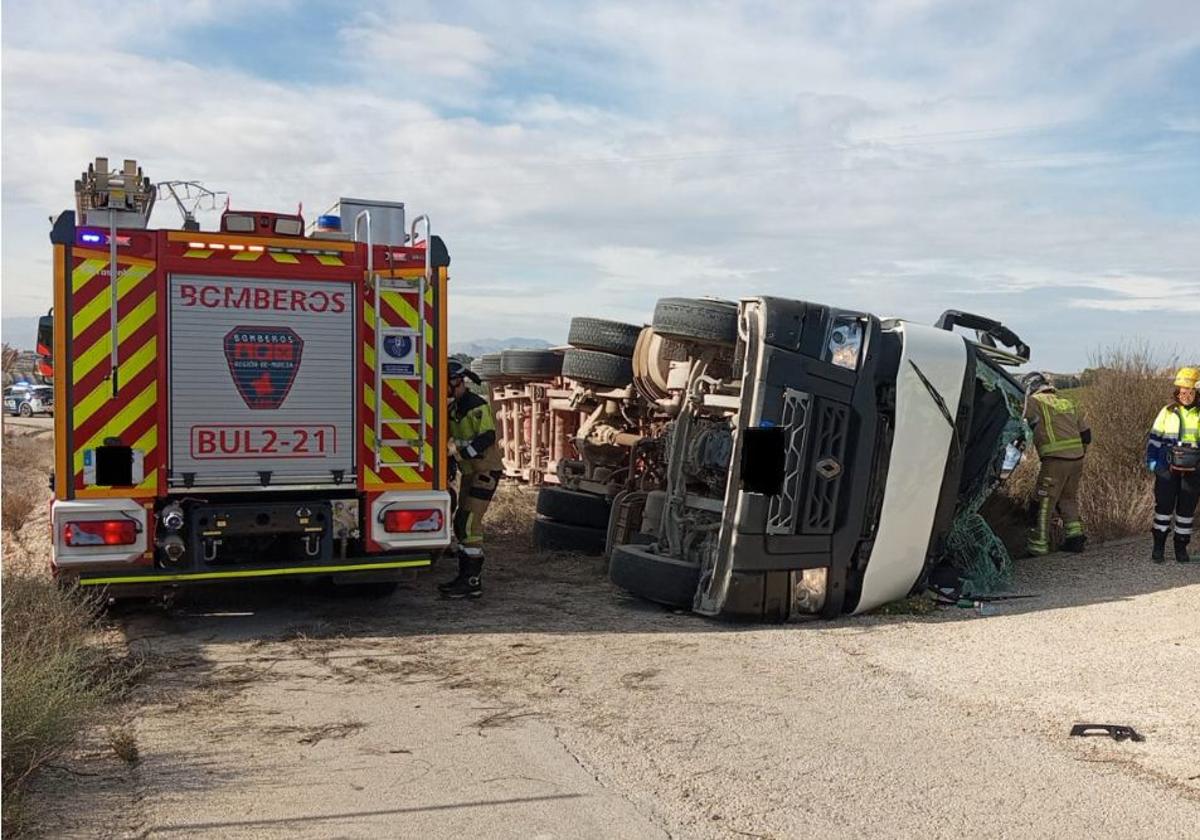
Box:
[561, 348, 633, 387]
[652, 297, 738, 347]
[536, 487, 612, 529]
[609, 544, 700, 608]
[18, 403, 33, 417]
[533, 517, 607, 555]
[567, 317, 642, 357]
[499, 349, 563, 378]
[472, 354, 502, 380]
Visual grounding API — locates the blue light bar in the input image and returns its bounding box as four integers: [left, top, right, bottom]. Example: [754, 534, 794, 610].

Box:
[79, 231, 105, 244]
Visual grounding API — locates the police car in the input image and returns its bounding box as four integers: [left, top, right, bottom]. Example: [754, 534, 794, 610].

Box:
[4, 384, 54, 417]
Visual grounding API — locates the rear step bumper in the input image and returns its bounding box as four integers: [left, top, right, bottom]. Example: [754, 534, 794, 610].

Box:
[71, 556, 431, 588]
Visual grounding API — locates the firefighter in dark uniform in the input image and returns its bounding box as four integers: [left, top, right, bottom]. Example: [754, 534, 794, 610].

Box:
[1146, 367, 1200, 563]
[439, 360, 504, 598]
[1023, 372, 1091, 556]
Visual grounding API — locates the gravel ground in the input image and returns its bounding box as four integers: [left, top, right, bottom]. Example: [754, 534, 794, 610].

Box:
[18, 487, 1200, 839]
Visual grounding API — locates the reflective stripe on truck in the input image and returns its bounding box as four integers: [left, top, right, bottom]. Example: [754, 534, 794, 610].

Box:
[76, 558, 431, 586]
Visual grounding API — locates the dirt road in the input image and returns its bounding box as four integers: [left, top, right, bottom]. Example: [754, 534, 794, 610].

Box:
[25, 490, 1200, 839]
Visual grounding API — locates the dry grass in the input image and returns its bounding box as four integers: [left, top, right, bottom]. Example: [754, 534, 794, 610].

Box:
[485, 484, 538, 553]
[2, 485, 38, 534]
[106, 726, 140, 764]
[1, 430, 132, 836]
[1, 575, 111, 799]
[994, 345, 1173, 547]
[2, 431, 53, 547]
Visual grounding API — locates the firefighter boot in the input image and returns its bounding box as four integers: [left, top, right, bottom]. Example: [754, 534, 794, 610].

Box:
[1151, 530, 1168, 563]
[1062, 535, 1087, 554]
[1175, 537, 1191, 564]
[442, 555, 483, 599]
[437, 554, 469, 593]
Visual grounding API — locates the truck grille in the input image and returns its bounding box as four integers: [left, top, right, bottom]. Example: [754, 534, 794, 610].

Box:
[801, 401, 849, 534]
[765, 389, 811, 535]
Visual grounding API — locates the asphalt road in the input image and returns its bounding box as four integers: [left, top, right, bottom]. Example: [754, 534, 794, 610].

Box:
[22, 497, 1200, 839]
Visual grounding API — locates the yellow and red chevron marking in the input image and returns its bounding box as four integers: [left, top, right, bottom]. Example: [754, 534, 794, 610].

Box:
[69, 250, 159, 497]
[175, 247, 350, 267]
[362, 274, 440, 489]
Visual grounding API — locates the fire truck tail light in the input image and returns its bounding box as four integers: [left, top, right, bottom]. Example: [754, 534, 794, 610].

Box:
[383, 509, 443, 533]
[64, 519, 139, 547]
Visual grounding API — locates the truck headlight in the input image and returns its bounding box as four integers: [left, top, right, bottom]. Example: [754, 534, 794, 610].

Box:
[826, 316, 864, 371]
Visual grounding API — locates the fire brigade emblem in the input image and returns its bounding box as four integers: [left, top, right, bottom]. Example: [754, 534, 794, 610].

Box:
[223, 326, 304, 410]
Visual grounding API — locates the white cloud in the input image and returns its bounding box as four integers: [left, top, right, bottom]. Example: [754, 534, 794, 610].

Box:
[339, 17, 499, 88]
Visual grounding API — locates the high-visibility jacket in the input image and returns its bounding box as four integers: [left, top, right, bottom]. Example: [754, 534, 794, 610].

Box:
[1024, 391, 1090, 459]
[1146, 403, 1200, 471]
[449, 391, 503, 475]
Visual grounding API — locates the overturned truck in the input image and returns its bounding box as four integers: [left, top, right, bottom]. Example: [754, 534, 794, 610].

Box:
[606, 297, 1030, 621]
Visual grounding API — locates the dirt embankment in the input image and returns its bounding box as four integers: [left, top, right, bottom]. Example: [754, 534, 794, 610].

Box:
[13, 484, 1199, 839]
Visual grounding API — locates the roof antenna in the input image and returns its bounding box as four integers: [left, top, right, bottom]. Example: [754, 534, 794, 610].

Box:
[157, 180, 228, 231]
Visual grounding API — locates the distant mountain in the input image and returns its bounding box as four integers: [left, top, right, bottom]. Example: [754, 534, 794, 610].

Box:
[450, 337, 553, 358]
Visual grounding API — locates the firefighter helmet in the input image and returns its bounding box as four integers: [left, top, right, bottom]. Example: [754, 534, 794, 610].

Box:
[1023, 371, 1053, 395]
[1173, 367, 1199, 390]
[448, 359, 482, 386]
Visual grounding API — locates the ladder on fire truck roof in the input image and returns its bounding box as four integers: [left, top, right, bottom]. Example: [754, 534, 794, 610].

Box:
[355, 211, 433, 473]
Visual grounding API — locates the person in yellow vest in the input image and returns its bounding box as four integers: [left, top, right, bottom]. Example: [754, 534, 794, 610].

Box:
[1022, 372, 1091, 556]
[1146, 367, 1200, 563]
[438, 359, 504, 598]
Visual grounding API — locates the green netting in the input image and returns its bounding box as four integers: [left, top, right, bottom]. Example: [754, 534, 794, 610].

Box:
[942, 365, 1031, 595]
[946, 510, 1012, 594]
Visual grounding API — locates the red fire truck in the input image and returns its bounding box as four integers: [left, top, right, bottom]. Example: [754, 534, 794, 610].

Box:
[48, 158, 451, 595]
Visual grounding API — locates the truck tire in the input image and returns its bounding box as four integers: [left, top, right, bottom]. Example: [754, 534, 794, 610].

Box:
[567, 317, 642, 357]
[536, 487, 611, 529]
[499, 349, 562, 378]
[561, 348, 633, 387]
[472, 354, 502, 379]
[652, 297, 738, 347]
[533, 516, 608, 555]
[608, 544, 700, 608]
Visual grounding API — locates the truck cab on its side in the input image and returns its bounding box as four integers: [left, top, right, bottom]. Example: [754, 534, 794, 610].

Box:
[607, 296, 1029, 620]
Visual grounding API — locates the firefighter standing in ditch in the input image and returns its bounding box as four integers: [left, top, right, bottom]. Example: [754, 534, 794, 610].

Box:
[1146, 367, 1200, 563]
[1023, 372, 1091, 556]
[439, 360, 503, 599]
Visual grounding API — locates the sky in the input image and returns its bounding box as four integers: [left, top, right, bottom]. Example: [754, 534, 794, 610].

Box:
[2, 0, 1198, 370]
